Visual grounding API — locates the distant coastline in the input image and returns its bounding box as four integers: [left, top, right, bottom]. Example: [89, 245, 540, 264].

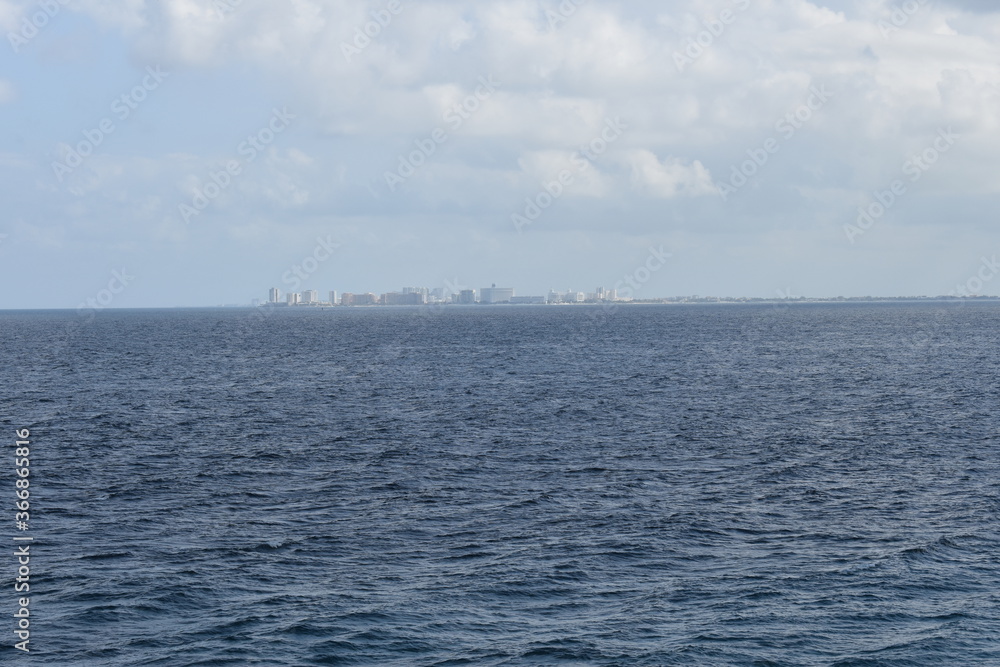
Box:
[224, 295, 1000, 309]
[6, 296, 999, 311]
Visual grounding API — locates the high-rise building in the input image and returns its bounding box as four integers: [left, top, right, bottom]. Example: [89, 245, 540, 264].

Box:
[342, 292, 377, 306]
[302, 290, 318, 304]
[287, 293, 300, 305]
[382, 292, 425, 305]
[328, 291, 338, 306]
[268, 287, 281, 303]
[399, 287, 427, 304]
[458, 289, 476, 304]
[480, 284, 514, 304]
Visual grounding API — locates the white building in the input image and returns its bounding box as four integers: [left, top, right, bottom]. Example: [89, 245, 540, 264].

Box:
[287, 293, 300, 305]
[302, 290, 318, 304]
[329, 291, 338, 306]
[480, 284, 514, 304]
[400, 287, 428, 304]
[268, 287, 281, 303]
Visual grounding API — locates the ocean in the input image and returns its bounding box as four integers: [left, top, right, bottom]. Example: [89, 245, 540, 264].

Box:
[3, 302, 999, 665]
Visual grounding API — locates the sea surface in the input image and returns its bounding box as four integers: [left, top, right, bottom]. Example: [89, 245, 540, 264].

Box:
[3, 302, 999, 665]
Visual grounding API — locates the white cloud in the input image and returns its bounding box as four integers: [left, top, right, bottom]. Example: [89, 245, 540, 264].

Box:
[48, 1, 1000, 211]
[628, 150, 716, 199]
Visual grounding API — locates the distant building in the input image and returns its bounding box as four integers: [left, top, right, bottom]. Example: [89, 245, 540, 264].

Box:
[457, 289, 476, 304]
[401, 287, 429, 300]
[287, 293, 300, 305]
[398, 288, 427, 304]
[342, 292, 377, 306]
[480, 284, 514, 304]
[302, 290, 318, 304]
[329, 291, 338, 306]
[510, 296, 546, 305]
[268, 288, 281, 303]
[382, 292, 425, 306]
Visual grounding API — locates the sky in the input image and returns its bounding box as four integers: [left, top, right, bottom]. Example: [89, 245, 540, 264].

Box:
[1, 0, 999, 308]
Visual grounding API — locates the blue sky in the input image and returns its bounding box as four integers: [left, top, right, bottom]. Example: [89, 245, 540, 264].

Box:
[1, 0, 999, 307]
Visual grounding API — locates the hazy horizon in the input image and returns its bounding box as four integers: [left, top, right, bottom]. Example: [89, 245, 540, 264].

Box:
[2, 0, 999, 308]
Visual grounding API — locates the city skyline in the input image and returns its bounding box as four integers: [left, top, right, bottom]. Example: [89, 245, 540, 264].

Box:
[264, 284, 620, 307]
[256, 282, 998, 309]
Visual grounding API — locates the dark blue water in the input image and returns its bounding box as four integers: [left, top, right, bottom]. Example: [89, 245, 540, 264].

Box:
[3, 303, 999, 665]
